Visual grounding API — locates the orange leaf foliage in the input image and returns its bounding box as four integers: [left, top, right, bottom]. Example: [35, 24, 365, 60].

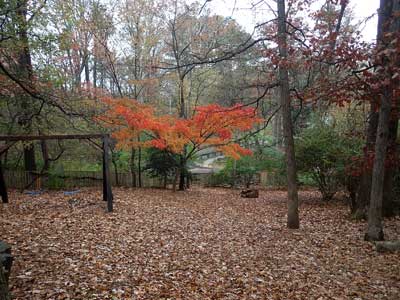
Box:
[96, 98, 262, 160]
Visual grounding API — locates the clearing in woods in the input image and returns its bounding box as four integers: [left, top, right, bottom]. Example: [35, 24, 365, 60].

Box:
[1, 188, 399, 299]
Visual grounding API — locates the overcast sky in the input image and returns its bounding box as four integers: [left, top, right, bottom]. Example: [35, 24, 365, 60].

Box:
[204, 0, 379, 42]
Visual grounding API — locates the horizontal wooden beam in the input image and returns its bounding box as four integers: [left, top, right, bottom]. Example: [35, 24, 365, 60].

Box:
[0, 134, 109, 141]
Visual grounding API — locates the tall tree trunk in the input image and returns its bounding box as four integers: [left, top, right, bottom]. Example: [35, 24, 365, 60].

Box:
[23, 144, 36, 172]
[16, 0, 37, 173]
[273, 89, 283, 148]
[383, 118, 398, 217]
[277, 0, 299, 229]
[84, 53, 90, 83]
[366, 91, 391, 241]
[178, 78, 188, 191]
[354, 107, 379, 218]
[365, 0, 399, 241]
[93, 57, 97, 88]
[179, 77, 185, 119]
[179, 168, 185, 191]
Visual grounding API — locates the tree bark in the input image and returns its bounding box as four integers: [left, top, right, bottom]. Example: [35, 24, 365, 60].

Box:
[93, 56, 97, 88]
[179, 169, 185, 191]
[382, 118, 398, 217]
[365, 0, 399, 241]
[277, 0, 299, 229]
[16, 0, 37, 173]
[354, 107, 378, 218]
[366, 90, 390, 241]
[23, 144, 36, 172]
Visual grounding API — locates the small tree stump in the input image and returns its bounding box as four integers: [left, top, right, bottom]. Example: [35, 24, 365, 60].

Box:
[240, 189, 259, 198]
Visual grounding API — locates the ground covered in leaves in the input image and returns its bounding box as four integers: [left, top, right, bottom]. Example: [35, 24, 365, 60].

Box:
[1, 187, 399, 300]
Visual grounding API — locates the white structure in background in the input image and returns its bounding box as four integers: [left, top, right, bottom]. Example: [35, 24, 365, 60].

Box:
[189, 148, 225, 175]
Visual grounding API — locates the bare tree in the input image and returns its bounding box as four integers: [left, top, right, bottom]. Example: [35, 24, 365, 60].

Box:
[277, 0, 299, 229]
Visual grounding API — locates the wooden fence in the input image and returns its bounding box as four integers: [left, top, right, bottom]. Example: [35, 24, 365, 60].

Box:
[3, 170, 164, 190]
[3, 170, 283, 191]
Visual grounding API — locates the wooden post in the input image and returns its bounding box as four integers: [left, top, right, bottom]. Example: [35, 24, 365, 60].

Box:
[102, 135, 113, 212]
[0, 161, 8, 204]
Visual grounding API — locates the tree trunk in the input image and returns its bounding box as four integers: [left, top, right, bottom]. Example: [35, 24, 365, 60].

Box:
[365, 99, 388, 241]
[277, 0, 299, 229]
[382, 118, 398, 217]
[23, 144, 36, 172]
[365, 0, 399, 241]
[16, 1, 37, 173]
[178, 158, 185, 191]
[354, 107, 378, 219]
[93, 57, 97, 88]
[84, 53, 90, 83]
[179, 77, 185, 118]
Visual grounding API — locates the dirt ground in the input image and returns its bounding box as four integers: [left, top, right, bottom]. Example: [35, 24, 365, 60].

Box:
[1, 187, 399, 300]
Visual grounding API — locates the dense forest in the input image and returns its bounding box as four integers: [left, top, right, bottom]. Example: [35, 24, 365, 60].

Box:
[1, 0, 400, 298]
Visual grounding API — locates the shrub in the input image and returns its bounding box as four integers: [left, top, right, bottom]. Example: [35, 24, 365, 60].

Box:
[210, 145, 285, 188]
[295, 122, 361, 200]
[144, 148, 181, 188]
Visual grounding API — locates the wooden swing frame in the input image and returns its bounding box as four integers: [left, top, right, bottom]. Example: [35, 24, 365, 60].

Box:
[0, 134, 113, 212]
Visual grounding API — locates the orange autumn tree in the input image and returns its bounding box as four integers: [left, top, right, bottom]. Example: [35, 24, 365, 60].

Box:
[97, 98, 262, 190]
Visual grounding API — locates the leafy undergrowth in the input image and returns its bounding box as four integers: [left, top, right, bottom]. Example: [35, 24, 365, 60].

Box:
[1, 188, 399, 300]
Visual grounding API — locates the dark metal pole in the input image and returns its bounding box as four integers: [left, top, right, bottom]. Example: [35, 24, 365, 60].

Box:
[102, 135, 113, 212]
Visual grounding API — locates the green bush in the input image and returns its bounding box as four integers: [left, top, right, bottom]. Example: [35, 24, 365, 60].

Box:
[144, 148, 181, 187]
[210, 145, 285, 188]
[295, 121, 361, 200]
[46, 168, 66, 189]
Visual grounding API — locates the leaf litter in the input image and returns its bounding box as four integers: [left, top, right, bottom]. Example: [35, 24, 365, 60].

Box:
[0, 187, 399, 300]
